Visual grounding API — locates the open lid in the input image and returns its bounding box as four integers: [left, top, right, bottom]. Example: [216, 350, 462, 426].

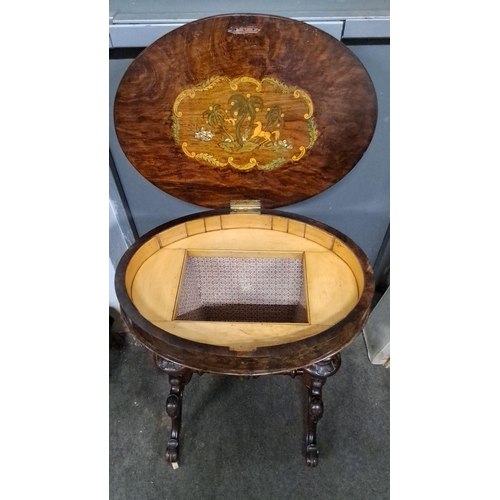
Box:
[114, 14, 377, 209]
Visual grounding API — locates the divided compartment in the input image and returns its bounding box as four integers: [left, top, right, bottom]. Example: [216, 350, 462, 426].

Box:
[125, 214, 365, 350]
[174, 251, 308, 324]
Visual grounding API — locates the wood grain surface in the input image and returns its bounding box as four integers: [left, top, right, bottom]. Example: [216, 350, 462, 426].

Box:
[114, 14, 377, 209]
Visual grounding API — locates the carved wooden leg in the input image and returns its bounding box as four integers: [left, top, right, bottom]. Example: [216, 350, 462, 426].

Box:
[301, 353, 341, 466]
[154, 354, 193, 467]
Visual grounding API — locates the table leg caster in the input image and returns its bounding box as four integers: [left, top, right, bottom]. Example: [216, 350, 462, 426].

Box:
[166, 437, 179, 464]
[305, 444, 319, 467]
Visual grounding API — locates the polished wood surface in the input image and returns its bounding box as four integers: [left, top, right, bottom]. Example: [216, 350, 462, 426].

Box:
[114, 14, 377, 208]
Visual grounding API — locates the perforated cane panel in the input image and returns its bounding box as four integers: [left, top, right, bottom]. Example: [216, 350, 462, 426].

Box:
[175, 256, 308, 323]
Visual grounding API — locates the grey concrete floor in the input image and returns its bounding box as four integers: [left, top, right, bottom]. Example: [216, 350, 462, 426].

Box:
[109, 326, 389, 500]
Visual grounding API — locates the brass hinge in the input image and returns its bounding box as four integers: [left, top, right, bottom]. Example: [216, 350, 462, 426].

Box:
[230, 200, 261, 214]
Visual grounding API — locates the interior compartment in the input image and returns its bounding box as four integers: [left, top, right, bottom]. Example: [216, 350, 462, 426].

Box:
[126, 214, 363, 350]
[175, 254, 308, 323]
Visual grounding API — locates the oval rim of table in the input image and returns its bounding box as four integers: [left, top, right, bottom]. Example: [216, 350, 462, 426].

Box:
[115, 209, 374, 375]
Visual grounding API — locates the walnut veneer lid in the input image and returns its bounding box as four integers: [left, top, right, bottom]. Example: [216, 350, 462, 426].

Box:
[114, 14, 377, 209]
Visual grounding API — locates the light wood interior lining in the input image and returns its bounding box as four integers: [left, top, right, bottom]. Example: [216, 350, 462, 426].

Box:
[332, 239, 364, 298]
[158, 223, 187, 247]
[272, 216, 289, 232]
[288, 219, 306, 237]
[304, 252, 358, 325]
[186, 249, 304, 259]
[185, 218, 206, 236]
[131, 248, 186, 322]
[125, 237, 161, 295]
[305, 225, 334, 250]
[204, 216, 222, 232]
[127, 215, 365, 350]
[220, 214, 272, 230]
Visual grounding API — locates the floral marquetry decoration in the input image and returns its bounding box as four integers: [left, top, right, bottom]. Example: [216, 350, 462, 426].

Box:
[171, 76, 317, 171]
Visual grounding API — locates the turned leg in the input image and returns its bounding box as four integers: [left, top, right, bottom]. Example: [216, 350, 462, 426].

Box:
[154, 354, 194, 467]
[301, 353, 341, 467]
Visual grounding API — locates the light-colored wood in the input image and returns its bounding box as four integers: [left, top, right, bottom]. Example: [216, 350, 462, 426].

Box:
[125, 237, 161, 296]
[186, 249, 304, 260]
[185, 219, 206, 236]
[151, 249, 358, 351]
[152, 320, 330, 351]
[126, 215, 365, 350]
[333, 239, 365, 298]
[204, 216, 222, 232]
[288, 219, 306, 237]
[301, 251, 311, 324]
[158, 223, 188, 247]
[129, 251, 357, 349]
[304, 251, 358, 326]
[272, 216, 289, 232]
[220, 214, 273, 230]
[164, 228, 326, 252]
[131, 248, 187, 322]
[304, 224, 334, 250]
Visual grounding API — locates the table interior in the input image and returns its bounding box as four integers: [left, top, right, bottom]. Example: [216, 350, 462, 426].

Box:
[126, 214, 363, 351]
